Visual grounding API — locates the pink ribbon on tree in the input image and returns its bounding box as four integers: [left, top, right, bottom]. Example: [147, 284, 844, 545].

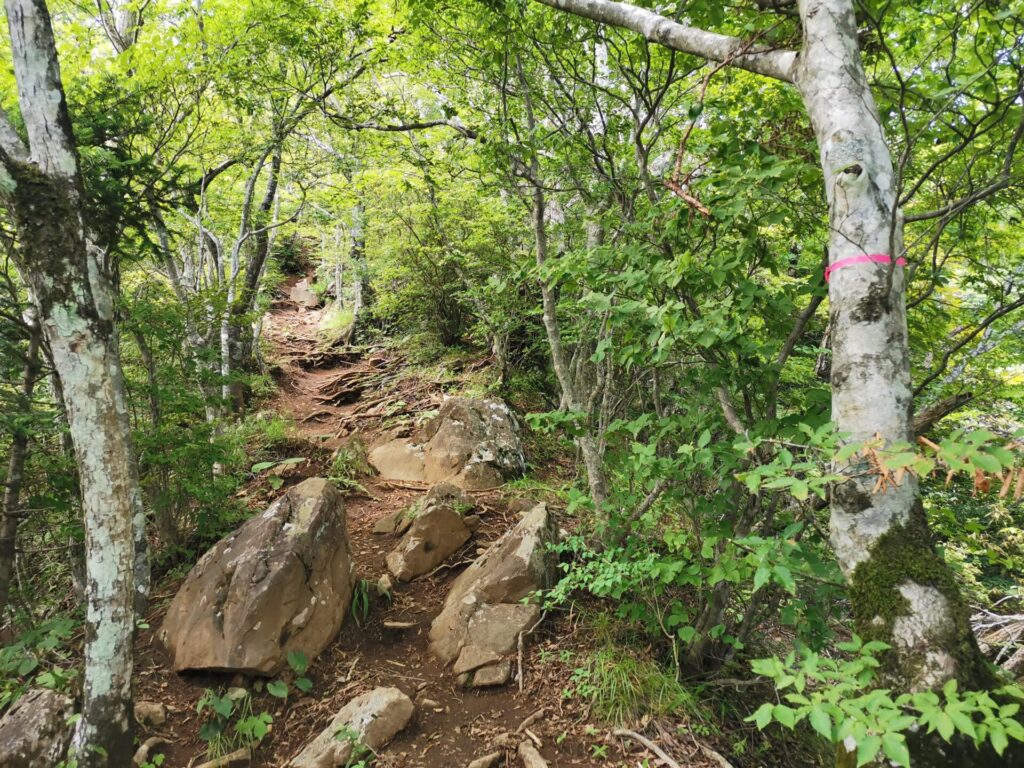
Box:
[825, 253, 906, 283]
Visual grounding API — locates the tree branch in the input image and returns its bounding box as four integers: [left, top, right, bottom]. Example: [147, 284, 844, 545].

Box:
[335, 117, 478, 139]
[532, 0, 798, 83]
[913, 392, 973, 437]
[914, 295, 1024, 396]
[0, 109, 27, 163]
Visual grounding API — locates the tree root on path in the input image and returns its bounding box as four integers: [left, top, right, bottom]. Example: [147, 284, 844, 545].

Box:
[613, 729, 682, 768]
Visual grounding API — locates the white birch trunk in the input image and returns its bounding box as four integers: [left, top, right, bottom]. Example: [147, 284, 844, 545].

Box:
[2, 2, 141, 763]
[796, 0, 987, 697]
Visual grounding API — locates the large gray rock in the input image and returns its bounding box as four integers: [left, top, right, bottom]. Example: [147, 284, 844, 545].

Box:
[289, 687, 414, 768]
[159, 478, 354, 675]
[290, 278, 320, 309]
[429, 503, 555, 685]
[369, 398, 525, 489]
[0, 688, 73, 767]
[385, 484, 476, 582]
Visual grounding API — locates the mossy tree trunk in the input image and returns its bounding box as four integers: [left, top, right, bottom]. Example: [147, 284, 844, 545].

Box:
[795, 0, 991, 697]
[1, 1, 142, 764]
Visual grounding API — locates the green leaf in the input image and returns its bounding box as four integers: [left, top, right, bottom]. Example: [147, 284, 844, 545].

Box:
[698, 429, 711, 449]
[809, 707, 832, 740]
[856, 735, 881, 767]
[972, 452, 1002, 473]
[212, 697, 233, 718]
[251, 461, 276, 473]
[753, 566, 771, 591]
[294, 676, 313, 693]
[881, 733, 910, 767]
[287, 651, 309, 675]
[990, 723, 1008, 756]
[749, 702, 774, 729]
[773, 564, 796, 594]
[789, 479, 808, 500]
[932, 711, 955, 742]
[773, 704, 796, 728]
[267, 680, 288, 699]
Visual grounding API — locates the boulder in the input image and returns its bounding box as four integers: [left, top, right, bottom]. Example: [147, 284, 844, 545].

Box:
[289, 687, 414, 768]
[290, 279, 320, 309]
[428, 503, 555, 684]
[369, 398, 525, 489]
[159, 478, 354, 675]
[385, 484, 477, 582]
[0, 688, 73, 767]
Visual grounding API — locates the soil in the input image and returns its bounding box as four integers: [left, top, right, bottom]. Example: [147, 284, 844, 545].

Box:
[131, 283, 721, 767]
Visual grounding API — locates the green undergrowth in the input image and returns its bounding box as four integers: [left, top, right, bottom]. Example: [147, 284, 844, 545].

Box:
[318, 304, 355, 344]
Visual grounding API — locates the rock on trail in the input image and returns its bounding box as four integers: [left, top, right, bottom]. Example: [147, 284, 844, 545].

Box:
[0, 688, 73, 768]
[429, 502, 557, 687]
[385, 482, 479, 582]
[369, 397, 526, 489]
[289, 686, 414, 768]
[159, 477, 354, 675]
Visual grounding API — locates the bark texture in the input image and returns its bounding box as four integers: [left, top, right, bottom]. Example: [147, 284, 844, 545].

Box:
[2, 1, 140, 764]
[795, 0, 989, 697]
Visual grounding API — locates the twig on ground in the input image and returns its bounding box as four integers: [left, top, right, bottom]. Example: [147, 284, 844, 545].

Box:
[613, 729, 681, 768]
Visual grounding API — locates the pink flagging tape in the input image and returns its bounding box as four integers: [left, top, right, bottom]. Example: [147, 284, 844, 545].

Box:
[825, 253, 907, 283]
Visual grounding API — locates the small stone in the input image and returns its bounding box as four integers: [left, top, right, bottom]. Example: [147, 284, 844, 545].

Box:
[418, 698, 441, 709]
[383, 620, 417, 630]
[386, 503, 471, 582]
[468, 750, 503, 768]
[463, 514, 481, 531]
[289, 687, 414, 768]
[377, 574, 394, 595]
[468, 661, 512, 688]
[372, 510, 403, 535]
[133, 700, 167, 728]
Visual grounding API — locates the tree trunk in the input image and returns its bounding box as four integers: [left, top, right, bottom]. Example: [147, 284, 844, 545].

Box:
[796, 0, 989, 697]
[2, 1, 140, 763]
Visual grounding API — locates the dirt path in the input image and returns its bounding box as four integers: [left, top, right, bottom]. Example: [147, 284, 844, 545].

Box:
[133, 289, 601, 767]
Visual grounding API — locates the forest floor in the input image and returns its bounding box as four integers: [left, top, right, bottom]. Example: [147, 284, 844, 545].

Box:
[128, 284, 733, 767]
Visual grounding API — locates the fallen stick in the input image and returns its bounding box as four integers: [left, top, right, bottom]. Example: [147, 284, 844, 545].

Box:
[192, 747, 252, 768]
[515, 707, 547, 733]
[613, 729, 681, 768]
[516, 610, 547, 692]
[697, 741, 737, 768]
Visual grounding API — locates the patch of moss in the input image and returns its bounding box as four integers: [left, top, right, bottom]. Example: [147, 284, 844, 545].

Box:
[848, 501, 995, 691]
